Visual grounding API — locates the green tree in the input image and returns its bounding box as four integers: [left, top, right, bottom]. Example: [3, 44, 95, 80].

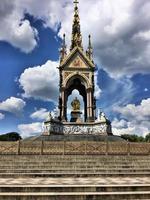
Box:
[145, 133, 150, 142]
[0, 132, 22, 141]
[121, 134, 145, 142]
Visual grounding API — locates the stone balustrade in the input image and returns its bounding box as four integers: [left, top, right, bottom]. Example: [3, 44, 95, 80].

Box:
[0, 141, 150, 155]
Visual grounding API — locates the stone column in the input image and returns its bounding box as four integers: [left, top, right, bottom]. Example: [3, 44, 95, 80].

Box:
[86, 89, 90, 122]
[86, 88, 95, 122]
[61, 88, 66, 121]
[89, 91, 92, 117]
[86, 88, 93, 122]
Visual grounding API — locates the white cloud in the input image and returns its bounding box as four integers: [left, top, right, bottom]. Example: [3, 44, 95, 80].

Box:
[0, 0, 38, 53]
[35, 0, 150, 78]
[56, 0, 150, 77]
[18, 122, 43, 138]
[112, 98, 150, 136]
[113, 120, 150, 137]
[0, 97, 26, 116]
[30, 108, 49, 121]
[1, 0, 150, 76]
[19, 60, 59, 102]
[95, 71, 101, 99]
[114, 98, 150, 121]
[19, 57, 100, 105]
[0, 113, 5, 120]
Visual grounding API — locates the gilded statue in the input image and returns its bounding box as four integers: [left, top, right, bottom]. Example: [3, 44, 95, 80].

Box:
[71, 97, 80, 111]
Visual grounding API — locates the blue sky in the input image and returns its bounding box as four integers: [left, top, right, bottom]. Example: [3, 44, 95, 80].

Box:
[0, 0, 149, 138]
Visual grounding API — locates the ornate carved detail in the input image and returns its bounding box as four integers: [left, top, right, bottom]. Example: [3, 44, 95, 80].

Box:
[45, 121, 108, 135]
[64, 72, 71, 79]
[82, 73, 89, 79]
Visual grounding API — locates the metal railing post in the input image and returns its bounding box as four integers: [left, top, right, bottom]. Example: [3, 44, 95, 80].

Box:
[41, 141, 44, 155]
[85, 141, 87, 155]
[63, 141, 65, 155]
[106, 140, 109, 155]
[17, 140, 20, 155]
[127, 141, 130, 156]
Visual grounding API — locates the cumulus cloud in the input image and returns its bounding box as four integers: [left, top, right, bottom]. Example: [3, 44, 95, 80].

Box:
[1, 0, 150, 77]
[0, 97, 26, 116]
[0, 0, 38, 53]
[112, 98, 150, 136]
[0, 113, 5, 120]
[18, 122, 43, 138]
[19, 57, 100, 106]
[19, 60, 59, 102]
[30, 108, 49, 121]
[99, 77, 136, 118]
[95, 71, 101, 99]
[114, 98, 150, 121]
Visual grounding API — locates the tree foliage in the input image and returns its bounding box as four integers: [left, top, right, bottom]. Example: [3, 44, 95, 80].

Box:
[0, 132, 22, 141]
[145, 133, 150, 142]
[121, 133, 150, 142]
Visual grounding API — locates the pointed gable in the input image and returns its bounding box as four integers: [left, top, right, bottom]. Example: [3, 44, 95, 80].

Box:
[60, 47, 95, 69]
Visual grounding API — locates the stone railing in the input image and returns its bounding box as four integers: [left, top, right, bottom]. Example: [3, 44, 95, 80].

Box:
[0, 141, 150, 155]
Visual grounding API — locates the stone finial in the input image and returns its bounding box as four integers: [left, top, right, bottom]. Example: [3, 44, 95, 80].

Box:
[60, 33, 67, 62]
[86, 34, 93, 61]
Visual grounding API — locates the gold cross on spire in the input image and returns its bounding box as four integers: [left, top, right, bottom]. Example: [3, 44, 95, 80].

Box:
[74, 0, 79, 6]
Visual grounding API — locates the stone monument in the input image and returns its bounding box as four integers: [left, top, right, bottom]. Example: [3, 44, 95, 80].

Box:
[44, 0, 112, 136]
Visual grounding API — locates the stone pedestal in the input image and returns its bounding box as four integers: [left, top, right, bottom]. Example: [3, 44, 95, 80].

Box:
[70, 110, 82, 123]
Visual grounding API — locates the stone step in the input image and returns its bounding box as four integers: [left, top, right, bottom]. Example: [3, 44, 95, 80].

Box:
[1, 155, 150, 160]
[0, 184, 150, 193]
[1, 172, 150, 178]
[0, 169, 150, 174]
[1, 166, 150, 170]
[0, 191, 150, 200]
[1, 162, 150, 167]
[1, 161, 150, 166]
[1, 159, 150, 163]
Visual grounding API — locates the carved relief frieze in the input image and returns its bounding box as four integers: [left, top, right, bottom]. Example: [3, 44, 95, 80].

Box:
[45, 121, 108, 135]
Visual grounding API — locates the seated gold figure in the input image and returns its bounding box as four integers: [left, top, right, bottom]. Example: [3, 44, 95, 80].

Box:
[71, 97, 80, 111]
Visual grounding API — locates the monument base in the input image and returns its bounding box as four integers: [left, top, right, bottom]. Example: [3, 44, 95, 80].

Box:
[44, 120, 112, 136]
[70, 110, 82, 123]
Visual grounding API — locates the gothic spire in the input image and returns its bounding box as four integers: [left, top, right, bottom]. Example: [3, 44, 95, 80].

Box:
[70, 0, 83, 51]
[86, 35, 93, 61]
[60, 33, 67, 62]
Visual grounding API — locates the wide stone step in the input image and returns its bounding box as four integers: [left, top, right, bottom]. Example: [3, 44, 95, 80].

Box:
[1, 156, 150, 160]
[0, 184, 150, 193]
[1, 172, 150, 178]
[0, 176, 150, 199]
[1, 165, 150, 170]
[1, 155, 150, 160]
[1, 160, 150, 163]
[1, 162, 150, 166]
[0, 191, 150, 200]
[0, 168, 150, 174]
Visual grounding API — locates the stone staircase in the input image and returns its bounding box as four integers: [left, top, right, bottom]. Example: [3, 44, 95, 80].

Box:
[0, 155, 150, 199]
[0, 155, 150, 176]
